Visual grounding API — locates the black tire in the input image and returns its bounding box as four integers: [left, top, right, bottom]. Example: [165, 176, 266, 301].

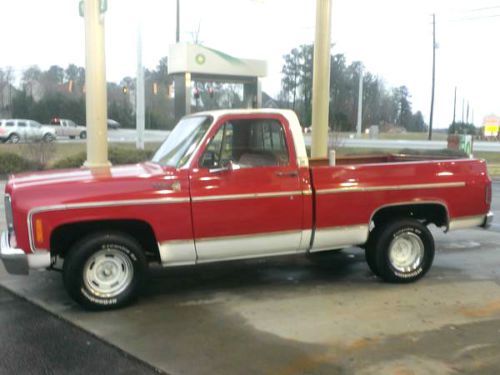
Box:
[8, 133, 20, 144]
[80, 131, 87, 139]
[63, 232, 148, 310]
[370, 219, 434, 283]
[43, 133, 55, 143]
[365, 227, 382, 277]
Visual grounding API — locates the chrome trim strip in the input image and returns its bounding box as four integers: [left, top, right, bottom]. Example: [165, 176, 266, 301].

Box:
[317, 182, 466, 195]
[192, 190, 303, 202]
[27, 197, 190, 253]
[194, 230, 303, 264]
[310, 224, 369, 252]
[195, 229, 300, 242]
[449, 214, 487, 231]
[302, 190, 313, 196]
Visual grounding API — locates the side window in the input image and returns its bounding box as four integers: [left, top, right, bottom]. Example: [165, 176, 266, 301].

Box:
[5, 121, 14, 127]
[200, 118, 289, 169]
[17, 121, 27, 127]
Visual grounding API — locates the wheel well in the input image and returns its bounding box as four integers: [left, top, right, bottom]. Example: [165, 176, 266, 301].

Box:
[50, 219, 160, 263]
[371, 203, 448, 230]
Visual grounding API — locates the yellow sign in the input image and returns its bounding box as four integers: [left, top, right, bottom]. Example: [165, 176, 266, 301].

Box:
[485, 124, 499, 136]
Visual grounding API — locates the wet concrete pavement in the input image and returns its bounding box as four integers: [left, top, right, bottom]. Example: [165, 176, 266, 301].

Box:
[0, 183, 500, 375]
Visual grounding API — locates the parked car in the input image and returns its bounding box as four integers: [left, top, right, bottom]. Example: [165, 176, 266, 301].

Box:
[107, 119, 121, 130]
[0, 119, 56, 143]
[48, 118, 87, 139]
[0, 109, 493, 310]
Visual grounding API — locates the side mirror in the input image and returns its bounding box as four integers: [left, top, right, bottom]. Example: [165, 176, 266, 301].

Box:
[209, 160, 237, 174]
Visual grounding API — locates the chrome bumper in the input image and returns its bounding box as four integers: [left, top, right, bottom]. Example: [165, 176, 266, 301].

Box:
[0, 231, 51, 275]
[482, 211, 494, 229]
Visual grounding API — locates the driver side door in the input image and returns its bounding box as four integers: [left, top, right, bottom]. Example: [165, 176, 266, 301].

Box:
[189, 115, 305, 263]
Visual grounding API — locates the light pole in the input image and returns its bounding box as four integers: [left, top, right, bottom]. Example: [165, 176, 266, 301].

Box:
[136, 11, 145, 150]
[310, 0, 332, 159]
[83, 0, 110, 168]
[356, 65, 363, 137]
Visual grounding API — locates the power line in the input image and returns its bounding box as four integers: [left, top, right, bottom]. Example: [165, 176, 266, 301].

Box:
[450, 13, 500, 22]
[461, 5, 500, 13]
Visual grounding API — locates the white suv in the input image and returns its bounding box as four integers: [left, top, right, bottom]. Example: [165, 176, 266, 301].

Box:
[0, 119, 56, 143]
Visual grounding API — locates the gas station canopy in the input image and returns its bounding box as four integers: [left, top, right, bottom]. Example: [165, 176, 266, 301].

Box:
[168, 43, 267, 78]
[168, 44, 267, 121]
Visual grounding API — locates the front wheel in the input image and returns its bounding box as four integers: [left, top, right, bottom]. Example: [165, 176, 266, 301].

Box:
[80, 131, 87, 139]
[43, 133, 55, 143]
[367, 219, 434, 283]
[63, 232, 148, 310]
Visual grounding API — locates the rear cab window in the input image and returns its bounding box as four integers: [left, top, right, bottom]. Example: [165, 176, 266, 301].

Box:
[200, 118, 289, 169]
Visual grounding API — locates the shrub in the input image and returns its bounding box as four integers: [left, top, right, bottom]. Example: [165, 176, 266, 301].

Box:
[52, 147, 154, 169]
[0, 153, 42, 175]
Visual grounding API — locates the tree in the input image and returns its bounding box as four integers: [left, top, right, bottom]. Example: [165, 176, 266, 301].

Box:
[448, 122, 477, 135]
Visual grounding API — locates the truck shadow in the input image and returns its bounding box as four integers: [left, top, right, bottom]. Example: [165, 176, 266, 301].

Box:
[143, 248, 376, 298]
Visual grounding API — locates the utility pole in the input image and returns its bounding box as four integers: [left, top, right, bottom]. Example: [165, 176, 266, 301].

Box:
[83, 0, 110, 168]
[462, 98, 465, 123]
[452, 87, 457, 124]
[356, 65, 363, 137]
[136, 12, 145, 150]
[311, 0, 332, 159]
[428, 13, 436, 141]
[176, 0, 180, 43]
[466, 101, 470, 124]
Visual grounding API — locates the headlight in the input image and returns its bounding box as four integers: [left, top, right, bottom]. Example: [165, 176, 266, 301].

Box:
[4, 195, 14, 233]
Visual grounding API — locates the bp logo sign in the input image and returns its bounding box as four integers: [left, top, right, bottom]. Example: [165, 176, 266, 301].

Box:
[195, 54, 206, 65]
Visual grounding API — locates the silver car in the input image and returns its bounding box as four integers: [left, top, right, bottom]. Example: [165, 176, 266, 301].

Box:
[0, 119, 56, 143]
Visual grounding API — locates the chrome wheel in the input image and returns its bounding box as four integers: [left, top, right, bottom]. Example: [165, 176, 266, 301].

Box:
[83, 248, 134, 298]
[388, 232, 424, 273]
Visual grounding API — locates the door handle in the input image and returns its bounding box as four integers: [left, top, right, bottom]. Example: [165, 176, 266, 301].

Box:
[275, 171, 298, 177]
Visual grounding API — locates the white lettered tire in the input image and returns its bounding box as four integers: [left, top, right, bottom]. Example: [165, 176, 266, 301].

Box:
[63, 232, 148, 310]
[371, 219, 435, 283]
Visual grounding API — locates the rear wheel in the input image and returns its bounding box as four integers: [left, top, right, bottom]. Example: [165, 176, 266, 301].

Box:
[367, 219, 434, 283]
[63, 232, 148, 310]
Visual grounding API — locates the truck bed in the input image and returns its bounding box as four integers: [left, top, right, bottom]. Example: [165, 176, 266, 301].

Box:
[309, 152, 467, 166]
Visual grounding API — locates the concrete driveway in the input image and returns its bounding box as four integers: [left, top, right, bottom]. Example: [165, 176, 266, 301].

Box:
[1, 182, 500, 375]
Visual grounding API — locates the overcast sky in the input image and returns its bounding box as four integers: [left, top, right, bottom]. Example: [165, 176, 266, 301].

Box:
[1, 0, 499, 128]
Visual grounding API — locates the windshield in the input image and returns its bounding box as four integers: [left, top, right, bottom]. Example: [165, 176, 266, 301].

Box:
[152, 116, 212, 168]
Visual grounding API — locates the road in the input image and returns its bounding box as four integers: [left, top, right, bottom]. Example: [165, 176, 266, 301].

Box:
[57, 128, 170, 144]
[65, 129, 500, 153]
[0, 182, 499, 374]
[0, 287, 159, 375]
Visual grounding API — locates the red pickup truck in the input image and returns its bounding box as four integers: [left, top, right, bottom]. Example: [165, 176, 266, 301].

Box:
[0, 109, 493, 309]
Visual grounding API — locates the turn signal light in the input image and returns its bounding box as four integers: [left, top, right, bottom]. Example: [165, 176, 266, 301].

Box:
[35, 219, 44, 244]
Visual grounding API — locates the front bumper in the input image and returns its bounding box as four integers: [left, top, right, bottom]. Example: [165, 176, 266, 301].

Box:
[482, 211, 494, 229]
[0, 231, 51, 275]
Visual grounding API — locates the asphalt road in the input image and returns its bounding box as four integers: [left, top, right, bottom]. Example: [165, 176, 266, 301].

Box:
[0, 287, 160, 375]
[0, 182, 499, 375]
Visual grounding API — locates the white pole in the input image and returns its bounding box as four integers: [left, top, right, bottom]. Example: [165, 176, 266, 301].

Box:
[356, 66, 363, 137]
[136, 14, 145, 150]
[83, 0, 110, 168]
[311, 0, 332, 159]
